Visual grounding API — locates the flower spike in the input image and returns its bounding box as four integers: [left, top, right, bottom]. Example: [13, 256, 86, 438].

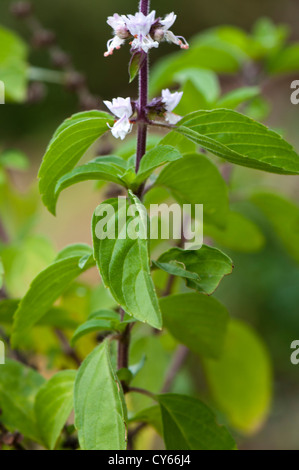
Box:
[104, 10, 189, 56]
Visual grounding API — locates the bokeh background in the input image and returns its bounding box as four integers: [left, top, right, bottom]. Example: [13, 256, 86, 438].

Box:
[1, 0, 299, 450]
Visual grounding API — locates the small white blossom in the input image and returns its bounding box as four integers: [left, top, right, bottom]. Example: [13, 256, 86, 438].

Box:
[160, 12, 189, 49]
[104, 97, 133, 140]
[162, 89, 183, 124]
[125, 11, 159, 53]
[104, 14, 129, 56]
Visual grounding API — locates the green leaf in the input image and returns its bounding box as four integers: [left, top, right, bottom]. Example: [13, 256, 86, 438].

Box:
[217, 86, 260, 109]
[177, 109, 299, 175]
[0, 26, 28, 102]
[0, 299, 19, 323]
[35, 370, 76, 450]
[54, 158, 128, 207]
[205, 211, 265, 253]
[158, 394, 236, 450]
[150, 44, 243, 95]
[1, 234, 56, 298]
[0, 150, 29, 170]
[0, 257, 3, 289]
[132, 145, 182, 189]
[71, 310, 121, 346]
[0, 360, 45, 441]
[38, 111, 114, 214]
[0, 299, 78, 330]
[159, 132, 196, 155]
[252, 18, 288, 55]
[193, 26, 254, 58]
[160, 293, 229, 359]
[129, 50, 146, 83]
[92, 196, 162, 329]
[267, 43, 299, 74]
[129, 405, 163, 435]
[74, 340, 127, 450]
[204, 319, 272, 434]
[174, 68, 220, 113]
[251, 192, 299, 263]
[11, 244, 95, 347]
[155, 153, 229, 227]
[154, 245, 233, 294]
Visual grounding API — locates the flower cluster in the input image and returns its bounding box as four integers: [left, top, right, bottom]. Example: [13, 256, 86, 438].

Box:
[104, 11, 189, 56]
[104, 89, 183, 140]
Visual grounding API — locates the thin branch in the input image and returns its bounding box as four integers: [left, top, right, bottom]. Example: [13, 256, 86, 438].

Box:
[129, 387, 156, 400]
[161, 345, 189, 393]
[54, 329, 81, 367]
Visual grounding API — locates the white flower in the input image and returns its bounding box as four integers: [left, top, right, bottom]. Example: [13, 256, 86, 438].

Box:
[162, 89, 183, 124]
[125, 11, 159, 53]
[104, 97, 133, 140]
[104, 36, 125, 57]
[160, 12, 189, 50]
[107, 14, 126, 31]
[125, 11, 156, 37]
[104, 14, 129, 56]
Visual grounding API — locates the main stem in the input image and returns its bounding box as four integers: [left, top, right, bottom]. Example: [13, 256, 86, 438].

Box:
[135, 0, 150, 175]
[118, 0, 150, 390]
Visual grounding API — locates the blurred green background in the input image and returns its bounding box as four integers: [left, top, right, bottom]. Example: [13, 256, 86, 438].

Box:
[1, 0, 299, 450]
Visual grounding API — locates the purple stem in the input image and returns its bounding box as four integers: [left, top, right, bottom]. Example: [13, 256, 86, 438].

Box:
[135, 0, 150, 175]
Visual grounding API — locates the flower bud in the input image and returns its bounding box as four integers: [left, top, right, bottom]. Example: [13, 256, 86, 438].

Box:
[115, 26, 130, 40]
[153, 28, 165, 42]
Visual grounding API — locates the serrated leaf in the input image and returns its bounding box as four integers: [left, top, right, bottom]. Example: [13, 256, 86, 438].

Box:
[160, 292, 229, 359]
[177, 109, 299, 175]
[0, 360, 45, 442]
[251, 192, 299, 263]
[74, 340, 127, 450]
[155, 153, 229, 227]
[11, 244, 95, 347]
[92, 197, 162, 329]
[154, 245, 233, 294]
[158, 394, 236, 450]
[205, 210, 265, 253]
[204, 319, 272, 434]
[35, 370, 76, 450]
[38, 111, 114, 214]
